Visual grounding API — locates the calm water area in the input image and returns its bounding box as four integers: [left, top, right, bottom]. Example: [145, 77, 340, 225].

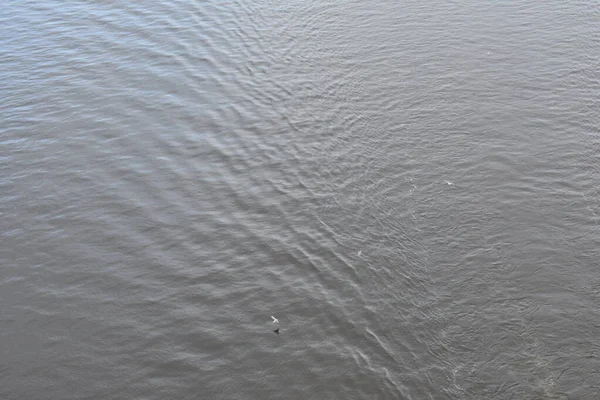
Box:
[1, 1, 600, 398]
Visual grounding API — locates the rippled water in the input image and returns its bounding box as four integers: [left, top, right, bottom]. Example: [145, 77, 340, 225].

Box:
[2, 0, 600, 398]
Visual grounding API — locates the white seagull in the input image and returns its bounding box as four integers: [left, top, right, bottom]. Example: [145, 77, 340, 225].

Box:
[271, 316, 279, 324]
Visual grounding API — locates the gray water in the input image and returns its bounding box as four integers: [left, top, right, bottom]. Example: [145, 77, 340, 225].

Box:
[2, 0, 599, 399]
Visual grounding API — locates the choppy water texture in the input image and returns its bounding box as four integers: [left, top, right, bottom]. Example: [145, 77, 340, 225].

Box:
[2, 0, 600, 399]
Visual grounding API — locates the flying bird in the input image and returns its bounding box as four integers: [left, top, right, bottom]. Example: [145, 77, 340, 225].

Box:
[271, 316, 279, 324]
[274, 328, 280, 334]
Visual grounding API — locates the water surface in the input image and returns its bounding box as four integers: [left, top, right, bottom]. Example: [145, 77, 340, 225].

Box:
[2, 0, 600, 398]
